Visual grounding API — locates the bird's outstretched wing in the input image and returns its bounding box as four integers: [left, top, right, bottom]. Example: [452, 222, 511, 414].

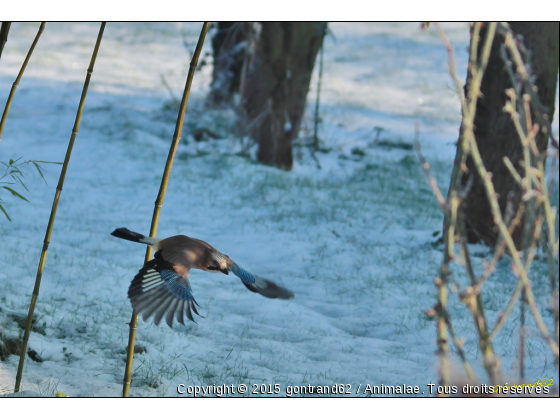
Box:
[231, 264, 295, 300]
[128, 254, 202, 327]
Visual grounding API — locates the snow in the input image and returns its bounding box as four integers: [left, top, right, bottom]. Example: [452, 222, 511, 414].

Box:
[0, 22, 558, 397]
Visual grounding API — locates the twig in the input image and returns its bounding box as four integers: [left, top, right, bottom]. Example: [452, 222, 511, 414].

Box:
[430, 21, 499, 386]
[498, 22, 559, 366]
[466, 118, 558, 354]
[489, 214, 543, 341]
[415, 119, 453, 388]
[458, 216, 499, 384]
[414, 123, 446, 211]
[160, 74, 179, 104]
[548, 149, 558, 202]
[498, 23, 559, 151]
[445, 317, 476, 383]
[519, 289, 526, 382]
[474, 202, 524, 293]
[467, 99, 558, 357]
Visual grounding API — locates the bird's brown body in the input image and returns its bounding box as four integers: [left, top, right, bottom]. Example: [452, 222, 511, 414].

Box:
[155, 235, 233, 277]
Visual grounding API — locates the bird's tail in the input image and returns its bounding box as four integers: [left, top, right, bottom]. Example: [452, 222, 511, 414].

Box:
[111, 227, 159, 248]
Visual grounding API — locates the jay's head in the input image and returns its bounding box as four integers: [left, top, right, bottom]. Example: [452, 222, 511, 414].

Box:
[206, 253, 229, 275]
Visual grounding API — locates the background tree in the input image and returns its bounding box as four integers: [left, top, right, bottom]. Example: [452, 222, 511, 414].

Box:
[238, 22, 326, 170]
[207, 22, 248, 108]
[454, 22, 559, 248]
[0, 22, 11, 61]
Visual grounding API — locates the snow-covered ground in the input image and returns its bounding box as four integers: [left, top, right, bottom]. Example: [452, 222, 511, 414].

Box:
[0, 22, 558, 397]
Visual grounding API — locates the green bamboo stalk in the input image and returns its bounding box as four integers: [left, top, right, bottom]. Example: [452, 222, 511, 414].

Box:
[0, 22, 46, 144]
[14, 22, 106, 394]
[122, 22, 209, 398]
[0, 22, 11, 61]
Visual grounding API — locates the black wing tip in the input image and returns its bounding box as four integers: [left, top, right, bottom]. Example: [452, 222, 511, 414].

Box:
[278, 288, 295, 300]
[245, 277, 295, 300]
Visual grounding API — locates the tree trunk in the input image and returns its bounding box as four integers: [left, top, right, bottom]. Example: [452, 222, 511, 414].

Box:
[457, 22, 559, 248]
[207, 22, 248, 108]
[0, 22, 11, 62]
[239, 22, 326, 170]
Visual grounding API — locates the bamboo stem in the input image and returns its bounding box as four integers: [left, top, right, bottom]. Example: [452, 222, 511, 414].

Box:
[13, 22, 106, 394]
[122, 22, 209, 398]
[0, 22, 45, 144]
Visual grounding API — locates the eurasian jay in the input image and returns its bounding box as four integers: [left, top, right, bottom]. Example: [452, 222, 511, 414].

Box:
[111, 228, 294, 327]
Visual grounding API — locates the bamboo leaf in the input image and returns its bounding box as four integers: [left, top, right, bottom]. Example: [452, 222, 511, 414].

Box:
[0, 203, 12, 222]
[2, 186, 30, 202]
[32, 161, 46, 182]
[33, 160, 63, 165]
[12, 175, 29, 192]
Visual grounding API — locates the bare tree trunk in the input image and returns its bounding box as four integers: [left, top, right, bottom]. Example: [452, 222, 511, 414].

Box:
[0, 22, 11, 62]
[207, 22, 248, 108]
[239, 22, 326, 170]
[457, 22, 559, 248]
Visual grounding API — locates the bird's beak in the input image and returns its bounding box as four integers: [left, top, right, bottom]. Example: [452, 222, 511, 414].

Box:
[220, 268, 229, 275]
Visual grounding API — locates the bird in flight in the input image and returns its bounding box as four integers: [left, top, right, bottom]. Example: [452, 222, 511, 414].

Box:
[111, 228, 294, 327]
